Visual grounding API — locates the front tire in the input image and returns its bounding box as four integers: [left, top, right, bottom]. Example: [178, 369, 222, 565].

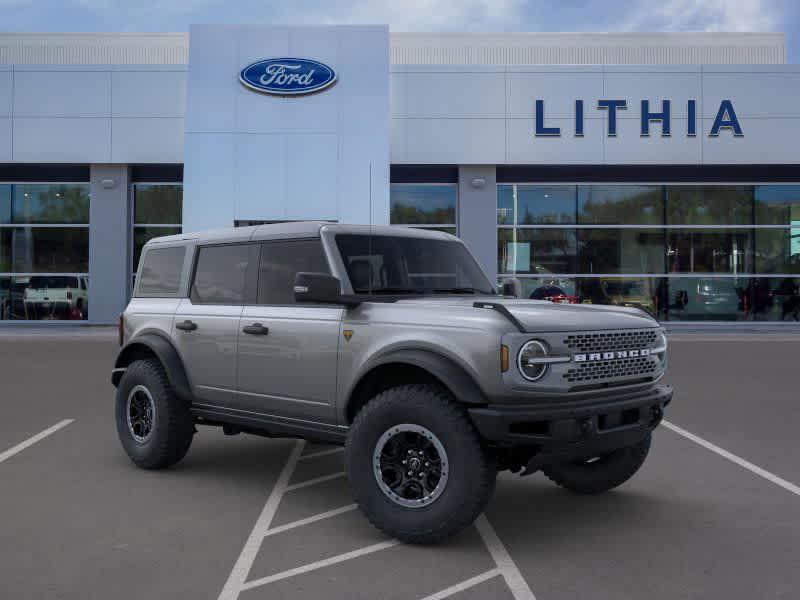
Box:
[115, 359, 194, 469]
[543, 434, 651, 494]
[345, 384, 496, 544]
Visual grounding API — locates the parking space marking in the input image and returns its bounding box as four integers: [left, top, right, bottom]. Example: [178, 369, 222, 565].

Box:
[419, 569, 501, 600]
[0, 419, 74, 464]
[262, 504, 358, 538]
[240, 539, 401, 591]
[662, 420, 800, 497]
[218, 440, 306, 600]
[220, 439, 538, 600]
[298, 447, 344, 461]
[475, 515, 537, 600]
[284, 471, 346, 492]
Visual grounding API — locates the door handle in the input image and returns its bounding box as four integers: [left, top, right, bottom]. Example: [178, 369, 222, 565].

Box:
[175, 319, 198, 332]
[242, 323, 269, 335]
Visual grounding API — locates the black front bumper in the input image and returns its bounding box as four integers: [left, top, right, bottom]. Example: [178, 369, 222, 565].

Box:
[468, 384, 672, 461]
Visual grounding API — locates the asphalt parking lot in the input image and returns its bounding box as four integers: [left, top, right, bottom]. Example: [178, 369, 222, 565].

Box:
[1, 328, 799, 599]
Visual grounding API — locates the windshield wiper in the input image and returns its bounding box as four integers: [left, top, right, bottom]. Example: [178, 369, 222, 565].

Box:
[352, 287, 424, 295]
[432, 287, 480, 294]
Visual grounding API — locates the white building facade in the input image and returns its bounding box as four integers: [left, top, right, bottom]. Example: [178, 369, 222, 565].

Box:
[0, 28, 798, 324]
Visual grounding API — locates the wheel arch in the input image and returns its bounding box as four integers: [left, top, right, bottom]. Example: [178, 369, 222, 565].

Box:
[345, 349, 487, 424]
[112, 332, 193, 403]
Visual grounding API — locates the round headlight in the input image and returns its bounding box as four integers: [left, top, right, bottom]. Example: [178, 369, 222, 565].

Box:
[656, 329, 668, 362]
[517, 340, 549, 381]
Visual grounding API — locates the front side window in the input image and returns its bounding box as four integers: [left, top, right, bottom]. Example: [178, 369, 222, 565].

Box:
[257, 240, 330, 305]
[190, 244, 250, 304]
[335, 234, 494, 295]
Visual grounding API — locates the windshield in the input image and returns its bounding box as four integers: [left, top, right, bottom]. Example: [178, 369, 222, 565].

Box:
[335, 234, 495, 295]
[28, 276, 79, 289]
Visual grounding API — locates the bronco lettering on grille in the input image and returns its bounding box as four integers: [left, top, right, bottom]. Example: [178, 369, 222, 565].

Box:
[574, 348, 651, 362]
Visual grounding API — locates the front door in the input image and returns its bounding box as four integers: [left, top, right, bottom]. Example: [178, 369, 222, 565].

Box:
[172, 243, 255, 406]
[235, 239, 343, 423]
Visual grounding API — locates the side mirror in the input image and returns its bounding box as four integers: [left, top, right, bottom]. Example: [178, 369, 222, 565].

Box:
[294, 272, 342, 304]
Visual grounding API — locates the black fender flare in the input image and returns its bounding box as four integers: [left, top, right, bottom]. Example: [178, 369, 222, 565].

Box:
[112, 332, 193, 403]
[352, 348, 488, 407]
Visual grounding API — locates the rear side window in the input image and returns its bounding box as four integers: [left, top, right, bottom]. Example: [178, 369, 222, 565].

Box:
[257, 240, 330, 304]
[191, 244, 251, 305]
[136, 246, 186, 296]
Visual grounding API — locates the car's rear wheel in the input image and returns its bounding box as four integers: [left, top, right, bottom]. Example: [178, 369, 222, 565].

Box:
[115, 358, 194, 469]
[542, 434, 651, 494]
[345, 384, 495, 544]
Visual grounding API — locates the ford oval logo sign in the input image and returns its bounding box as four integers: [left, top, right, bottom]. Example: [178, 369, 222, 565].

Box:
[239, 58, 337, 96]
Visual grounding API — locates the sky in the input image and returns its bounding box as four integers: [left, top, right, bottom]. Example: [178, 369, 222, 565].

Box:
[0, 0, 797, 62]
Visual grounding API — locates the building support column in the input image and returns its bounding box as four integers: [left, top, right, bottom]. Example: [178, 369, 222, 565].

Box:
[89, 164, 130, 324]
[457, 166, 497, 284]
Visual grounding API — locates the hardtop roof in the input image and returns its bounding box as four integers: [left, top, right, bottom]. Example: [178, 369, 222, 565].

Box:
[144, 221, 456, 248]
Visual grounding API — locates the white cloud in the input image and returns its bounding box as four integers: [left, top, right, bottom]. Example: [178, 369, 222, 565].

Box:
[622, 0, 780, 32]
[285, 0, 524, 31]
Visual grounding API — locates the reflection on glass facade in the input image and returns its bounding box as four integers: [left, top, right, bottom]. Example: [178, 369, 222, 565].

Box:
[755, 228, 800, 274]
[390, 184, 457, 231]
[579, 229, 664, 274]
[579, 186, 662, 225]
[0, 183, 90, 321]
[666, 229, 752, 274]
[666, 186, 752, 225]
[498, 228, 576, 274]
[498, 184, 800, 321]
[498, 185, 575, 225]
[132, 184, 183, 273]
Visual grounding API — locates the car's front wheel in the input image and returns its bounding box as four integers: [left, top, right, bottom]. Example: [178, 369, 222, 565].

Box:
[115, 358, 194, 469]
[542, 434, 652, 494]
[345, 384, 496, 544]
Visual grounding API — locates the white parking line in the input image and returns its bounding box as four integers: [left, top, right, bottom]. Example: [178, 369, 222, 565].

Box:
[285, 471, 346, 492]
[475, 515, 537, 600]
[220, 439, 538, 600]
[0, 419, 74, 464]
[262, 504, 358, 538]
[298, 447, 344, 461]
[418, 568, 501, 600]
[218, 440, 305, 600]
[240, 539, 401, 591]
[662, 420, 800, 497]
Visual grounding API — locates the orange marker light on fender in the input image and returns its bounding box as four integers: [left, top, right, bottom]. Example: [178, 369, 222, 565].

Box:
[500, 345, 509, 372]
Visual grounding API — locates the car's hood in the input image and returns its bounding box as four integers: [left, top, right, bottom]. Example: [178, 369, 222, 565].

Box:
[392, 296, 659, 332]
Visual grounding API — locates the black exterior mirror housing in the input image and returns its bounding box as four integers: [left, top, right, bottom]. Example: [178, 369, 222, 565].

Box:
[294, 272, 342, 304]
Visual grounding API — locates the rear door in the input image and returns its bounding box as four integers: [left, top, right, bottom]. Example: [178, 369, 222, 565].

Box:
[172, 243, 257, 406]
[235, 239, 343, 423]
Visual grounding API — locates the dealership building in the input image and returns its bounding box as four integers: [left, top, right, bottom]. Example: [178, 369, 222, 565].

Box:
[0, 27, 799, 325]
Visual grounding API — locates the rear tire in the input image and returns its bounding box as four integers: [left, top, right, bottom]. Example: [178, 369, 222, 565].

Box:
[345, 384, 495, 544]
[543, 434, 651, 494]
[115, 358, 194, 470]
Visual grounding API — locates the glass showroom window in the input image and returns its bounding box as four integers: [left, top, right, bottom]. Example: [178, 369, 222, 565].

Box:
[0, 183, 90, 321]
[132, 184, 182, 275]
[497, 183, 800, 321]
[390, 183, 457, 235]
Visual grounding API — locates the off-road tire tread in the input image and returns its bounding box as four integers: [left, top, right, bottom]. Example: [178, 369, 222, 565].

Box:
[346, 384, 495, 544]
[115, 358, 194, 470]
[542, 434, 651, 494]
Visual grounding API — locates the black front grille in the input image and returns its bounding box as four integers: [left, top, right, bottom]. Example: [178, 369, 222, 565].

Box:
[563, 355, 657, 383]
[563, 330, 658, 353]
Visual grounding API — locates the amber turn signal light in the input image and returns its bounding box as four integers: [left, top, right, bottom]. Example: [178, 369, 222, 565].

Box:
[500, 345, 509, 372]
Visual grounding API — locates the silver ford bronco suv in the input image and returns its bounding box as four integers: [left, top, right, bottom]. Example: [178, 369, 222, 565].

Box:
[112, 222, 672, 544]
